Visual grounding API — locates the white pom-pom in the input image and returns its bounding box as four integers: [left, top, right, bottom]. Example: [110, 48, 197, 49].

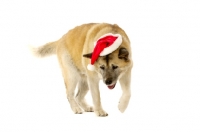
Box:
[87, 64, 95, 71]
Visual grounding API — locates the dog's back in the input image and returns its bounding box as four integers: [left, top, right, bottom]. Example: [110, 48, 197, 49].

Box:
[34, 23, 131, 72]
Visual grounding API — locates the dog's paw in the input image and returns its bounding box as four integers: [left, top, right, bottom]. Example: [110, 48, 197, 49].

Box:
[76, 100, 94, 112]
[72, 106, 83, 114]
[118, 102, 127, 113]
[84, 106, 94, 112]
[118, 99, 130, 113]
[118, 94, 131, 113]
[94, 109, 108, 117]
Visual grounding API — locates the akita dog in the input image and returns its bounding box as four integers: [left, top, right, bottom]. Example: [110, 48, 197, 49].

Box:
[33, 23, 133, 116]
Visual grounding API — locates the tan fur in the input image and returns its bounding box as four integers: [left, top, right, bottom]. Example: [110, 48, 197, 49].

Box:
[32, 41, 58, 57]
[33, 23, 133, 117]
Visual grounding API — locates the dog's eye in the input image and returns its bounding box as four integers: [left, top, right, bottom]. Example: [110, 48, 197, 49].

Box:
[112, 65, 118, 70]
[100, 65, 105, 70]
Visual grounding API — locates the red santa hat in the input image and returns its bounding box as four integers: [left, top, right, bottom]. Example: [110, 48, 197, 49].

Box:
[87, 33, 122, 71]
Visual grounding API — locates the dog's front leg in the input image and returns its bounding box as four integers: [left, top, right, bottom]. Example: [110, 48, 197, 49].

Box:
[118, 68, 132, 113]
[87, 76, 108, 117]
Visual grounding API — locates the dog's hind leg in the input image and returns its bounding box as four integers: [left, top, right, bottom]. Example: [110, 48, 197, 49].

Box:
[57, 47, 83, 114]
[62, 70, 83, 114]
[75, 75, 94, 112]
[58, 54, 83, 114]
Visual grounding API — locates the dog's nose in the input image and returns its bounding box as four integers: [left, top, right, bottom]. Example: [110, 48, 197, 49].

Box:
[105, 79, 112, 85]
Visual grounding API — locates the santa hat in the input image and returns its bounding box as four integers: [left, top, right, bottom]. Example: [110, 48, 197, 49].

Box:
[87, 33, 122, 71]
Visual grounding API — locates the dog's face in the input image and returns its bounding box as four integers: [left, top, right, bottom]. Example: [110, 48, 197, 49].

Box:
[83, 47, 130, 89]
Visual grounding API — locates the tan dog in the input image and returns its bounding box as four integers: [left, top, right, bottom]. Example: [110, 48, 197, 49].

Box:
[33, 23, 133, 117]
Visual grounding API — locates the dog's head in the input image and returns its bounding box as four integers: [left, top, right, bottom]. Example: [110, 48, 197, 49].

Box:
[83, 47, 131, 89]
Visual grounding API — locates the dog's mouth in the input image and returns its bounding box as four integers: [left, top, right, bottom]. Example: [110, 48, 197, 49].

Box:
[107, 83, 116, 90]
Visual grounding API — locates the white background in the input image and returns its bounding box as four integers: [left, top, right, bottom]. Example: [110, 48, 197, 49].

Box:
[0, 0, 200, 132]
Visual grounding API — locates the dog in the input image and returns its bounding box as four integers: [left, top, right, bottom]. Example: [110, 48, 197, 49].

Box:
[33, 23, 133, 117]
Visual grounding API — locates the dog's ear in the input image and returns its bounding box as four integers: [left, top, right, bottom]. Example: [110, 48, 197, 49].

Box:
[83, 53, 93, 59]
[118, 48, 129, 61]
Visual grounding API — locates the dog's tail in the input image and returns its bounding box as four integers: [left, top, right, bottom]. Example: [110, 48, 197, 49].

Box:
[30, 41, 58, 57]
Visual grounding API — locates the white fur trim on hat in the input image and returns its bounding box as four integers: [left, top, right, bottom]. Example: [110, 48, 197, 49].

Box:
[87, 64, 95, 71]
[99, 33, 122, 56]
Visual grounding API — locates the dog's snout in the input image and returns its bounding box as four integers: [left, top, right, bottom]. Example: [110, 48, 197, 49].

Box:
[105, 79, 112, 85]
